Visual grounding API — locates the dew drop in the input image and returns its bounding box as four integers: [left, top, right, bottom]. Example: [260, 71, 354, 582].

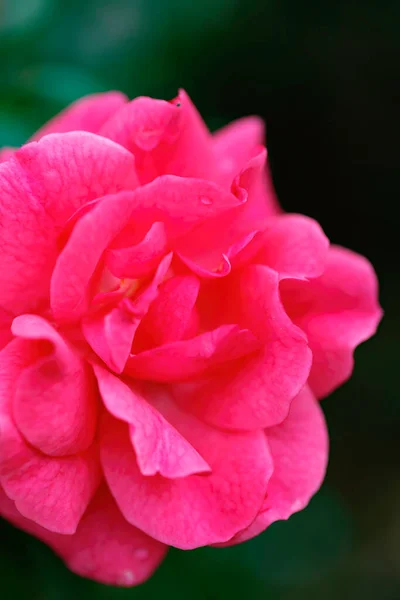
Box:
[135, 548, 150, 561]
[200, 196, 213, 206]
[118, 569, 136, 585]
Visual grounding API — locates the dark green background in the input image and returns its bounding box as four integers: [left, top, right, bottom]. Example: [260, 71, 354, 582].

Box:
[0, 1, 398, 598]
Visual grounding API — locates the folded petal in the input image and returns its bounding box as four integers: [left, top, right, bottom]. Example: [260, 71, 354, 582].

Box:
[11, 315, 97, 456]
[0, 485, 167, 587]
[0, 133, 137, 315]
[213, 116, 265, 188]
[124, 174, 244, 238]
[31, 92, 128, 140]
[174, 265, 312, 430]
[105, 221, 169, 279]
[282, 246, 383, 398]
[94, 366, 210, 478]
[255, 214, 329, 279]
[174, 150, 271, 277]
[0, 340, 101, 534]
[82, 254, 173, 372]
[124, 325, 260, 382]
[133, 274, 200, 350]
[51, 191, 138, 323]
[100, 394, 272, 548]
[100, 89, 215, 182]
[222, 386, 328, 545]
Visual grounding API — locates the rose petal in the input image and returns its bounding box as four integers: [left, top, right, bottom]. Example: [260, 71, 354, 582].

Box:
[124, 324, 260, 382]
[105, 221, 169, 279]
[213, 116, 265, 188]
[0, 147, 15, 163]
[0, 308, 12, 351]
[0, 485, 167, 587]
[51, 191, 138, 323]
[11, 315, 97, 456]
[94, 366, 210, 478]
[133, 274, 200, 350]
[174, 265, 312, 430]
[174, 150, 270, 277]
[0, 340, 100, 534]
[101, 89, 215, 182]
[255, 214, 330, 279]
[221, 386, 328, 545]
[31, 92, 128, 140]
[282, 246, 383, 398]
[124, 174, 244, 238]
[0, 132, 137, 315]
[82, 254, 173, 373]
[100, 391, 272, 548]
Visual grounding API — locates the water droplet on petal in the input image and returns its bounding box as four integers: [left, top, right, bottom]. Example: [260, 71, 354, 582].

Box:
[118, 569, 136, 585]
[200, 196, 213, 206]
[134, 548, 150, 561]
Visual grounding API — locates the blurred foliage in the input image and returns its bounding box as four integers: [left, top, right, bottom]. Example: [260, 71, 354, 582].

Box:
[0, 0, 399, 598]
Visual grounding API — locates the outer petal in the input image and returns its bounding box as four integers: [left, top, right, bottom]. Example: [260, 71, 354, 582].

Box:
[0, 340, 101, 534]
[254, 214, 329, 279]
[31, 92, 128, 140]
[213, 116, 265, 188]
[11, 315, 97, 456]
[0, 485, 167, 587]
[100, 89, 215, 183]
[0, 133, 137, 315]
[0, 147, 15, 163]
[94, 366, 210, 478]
[282, 246, 383, 398]
[124, 325, 260, 382]
[174, 265, 312, 430]
[222, 386, 328, 545]
[100, 391, 273, 549]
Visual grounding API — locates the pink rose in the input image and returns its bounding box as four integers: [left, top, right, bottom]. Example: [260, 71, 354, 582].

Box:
[0, 90, 382, 586]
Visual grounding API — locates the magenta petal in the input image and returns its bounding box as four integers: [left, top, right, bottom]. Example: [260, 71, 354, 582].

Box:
[100, 403, 272, 548]
[124, 175, 244, 239]
[82, 254, 173, 373]
[0, 308, 12, 351]
[124, 325, 260, 382]
[94, 366, 210, 478]
[134, 274, 200, 348]
[256, 214, 330, 279]
[32, 92, 128, 140]
[223, 386, 328, 545]
[105, 221, 168, 279]
[0, 147, 15, 163]
[0, 485, 167, 587]
[213, 116, 265, 188]
[0, 133, 137, 315]
[0, 341, 101, 534]
[282, 246, 383, 398]
[51, 192, 137, 322]
[100, 89, 215, 182]
[11, 315, 97, 456]
[100, 95, 181, 152]
[174, 265, 311, 430]
[173, 151, 270, 277]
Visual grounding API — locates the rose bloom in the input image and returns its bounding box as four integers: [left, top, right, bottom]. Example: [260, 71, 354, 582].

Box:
[0, 90, 382, 586]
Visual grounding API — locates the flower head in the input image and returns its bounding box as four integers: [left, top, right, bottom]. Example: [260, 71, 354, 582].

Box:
[0, 90, 382, 586]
